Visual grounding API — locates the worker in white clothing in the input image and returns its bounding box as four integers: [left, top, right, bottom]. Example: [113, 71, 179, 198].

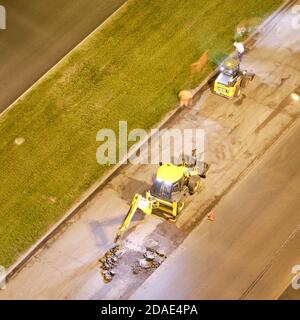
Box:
[233, 41, 245, 60]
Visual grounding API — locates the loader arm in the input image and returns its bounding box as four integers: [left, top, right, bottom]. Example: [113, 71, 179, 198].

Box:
[114, 194, 153, 242]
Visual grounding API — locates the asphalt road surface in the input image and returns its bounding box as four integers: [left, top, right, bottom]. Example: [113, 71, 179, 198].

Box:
[280, 283, 300, 300]
[131, 121, 300, 300]
[1, 1, 300, 300]
[0, 0, 126, 112]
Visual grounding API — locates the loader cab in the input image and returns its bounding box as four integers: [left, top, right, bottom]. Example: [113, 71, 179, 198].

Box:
[214, 58, 242, 98]
[150, 164, 186, 201]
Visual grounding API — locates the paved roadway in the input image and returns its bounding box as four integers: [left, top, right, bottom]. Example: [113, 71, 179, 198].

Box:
[1, 1, 300, 300]
[280, 284, 300, 300]
[131, 121, 300, 300]
[0, 0, 126, 112]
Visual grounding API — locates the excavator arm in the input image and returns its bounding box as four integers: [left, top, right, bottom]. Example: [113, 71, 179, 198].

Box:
[114, 193, 153, 242]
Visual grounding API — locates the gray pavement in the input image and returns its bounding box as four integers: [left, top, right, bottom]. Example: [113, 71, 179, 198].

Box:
[280, 284, 300, 300]
[1, 1, 300, 300]
[0, 0, 126, 112]
[131, 120, 300, 300]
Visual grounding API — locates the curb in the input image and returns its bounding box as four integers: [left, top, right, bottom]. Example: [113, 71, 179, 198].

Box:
[6, 0, 295, 281]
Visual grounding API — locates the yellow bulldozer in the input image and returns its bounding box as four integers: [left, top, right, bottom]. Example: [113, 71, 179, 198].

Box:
[213, 57, 255, 99]
[115, 153, 209, 242]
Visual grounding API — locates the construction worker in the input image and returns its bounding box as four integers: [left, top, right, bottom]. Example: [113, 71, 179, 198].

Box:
[233, 41, 245, 60]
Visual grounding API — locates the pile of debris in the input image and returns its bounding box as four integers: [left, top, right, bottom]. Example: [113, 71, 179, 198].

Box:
[132, 247, 167, 275]
[99, 245, 124, 283]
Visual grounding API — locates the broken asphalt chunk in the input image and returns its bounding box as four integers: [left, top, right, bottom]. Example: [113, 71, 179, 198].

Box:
[99, 245, 124, 283]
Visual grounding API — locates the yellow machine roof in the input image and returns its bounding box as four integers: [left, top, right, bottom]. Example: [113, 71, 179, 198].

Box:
[223, 58, 240, 70]
[156, 164, 186, 184]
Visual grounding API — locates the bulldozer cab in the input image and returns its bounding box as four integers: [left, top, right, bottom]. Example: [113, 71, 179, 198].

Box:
[150, 164, 186, 201]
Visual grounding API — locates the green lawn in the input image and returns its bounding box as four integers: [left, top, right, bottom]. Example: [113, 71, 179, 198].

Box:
[0, 0, 282, 267]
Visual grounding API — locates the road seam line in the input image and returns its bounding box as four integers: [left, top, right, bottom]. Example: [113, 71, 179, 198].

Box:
[240, 223, 300, 300]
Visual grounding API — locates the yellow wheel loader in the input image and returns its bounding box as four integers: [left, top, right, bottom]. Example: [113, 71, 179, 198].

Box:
[213, 57, 255, 99]
[115, 154, 209, 242]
